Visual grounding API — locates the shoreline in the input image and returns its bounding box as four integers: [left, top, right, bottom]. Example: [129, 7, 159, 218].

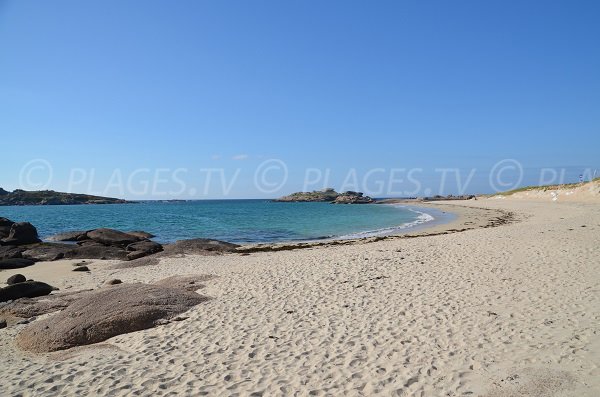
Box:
[236, 201, 516, 253]
[0, 201, 515, 294]
[1, 197, 598, 395]
[3, 199, 486, 248]
[0, 200, 600, 397]
[329, 204, 453, 241]
[0, 201, 516, 276]
[0, 201, 515, 288]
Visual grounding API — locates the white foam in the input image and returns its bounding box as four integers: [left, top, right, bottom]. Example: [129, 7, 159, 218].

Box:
[335, 205, 435, 240]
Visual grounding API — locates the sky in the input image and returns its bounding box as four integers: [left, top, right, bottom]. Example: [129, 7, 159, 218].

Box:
[1, 0, 599, 199]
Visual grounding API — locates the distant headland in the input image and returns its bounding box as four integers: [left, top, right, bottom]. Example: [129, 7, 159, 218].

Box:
[0, 188, 131, 206]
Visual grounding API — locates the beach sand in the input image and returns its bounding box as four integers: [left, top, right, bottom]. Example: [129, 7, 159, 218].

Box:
[1, 196, 599, 396]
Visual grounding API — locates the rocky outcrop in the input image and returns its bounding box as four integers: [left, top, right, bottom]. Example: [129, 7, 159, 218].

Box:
[274, 188, 340, 202]
[6, 274, 26, 285]
[86, 228, 141, 246]
[62, 229, 160, 260]
[0, 189, 131, 206]
[0, 258, 36, 270]
[163, 238, 239, 255]
[0, 289, 92, 319]
[2, 241, 124, 262]
[0, 246, 25, 260]
[0, 217, 243, 268]
[0, 219, 162, 262]
[0, 218, 239, 265]
[46, 231, 88, 242]
[16, 282, 209, 352]
[49, 228, 156, 243]
[1, 222, 41, 246]
[0, 217, 14, 239]
[332, 191, 374, 204]
[21, 243, 71, 261]
[126, 231, 156, 239]
[153, 275, 215, 291]
[126, 240, 163, 260]
[274, 188, 373, 204]
[64, 243, 129, 261]
[115, 239, 239, 269]
[0, 281, 56, 303]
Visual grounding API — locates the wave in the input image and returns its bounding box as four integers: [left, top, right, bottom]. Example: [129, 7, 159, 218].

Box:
[335, 206, 435, 240]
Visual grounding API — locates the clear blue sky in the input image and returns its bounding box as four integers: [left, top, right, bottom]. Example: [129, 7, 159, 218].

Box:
[1, 1, 599, 198]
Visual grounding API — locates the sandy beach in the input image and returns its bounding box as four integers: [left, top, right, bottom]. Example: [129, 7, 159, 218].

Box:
[3, 1, 599, 395]
[1, 195, 599, 396]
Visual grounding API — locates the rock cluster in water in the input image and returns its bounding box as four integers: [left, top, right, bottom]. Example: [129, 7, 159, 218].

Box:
[0, 217, 241, 270]
[331, 191, 375, 204]
[274, 188, 374, 204]
[0, 218, 164, 264]
[0, 218, 236, 346]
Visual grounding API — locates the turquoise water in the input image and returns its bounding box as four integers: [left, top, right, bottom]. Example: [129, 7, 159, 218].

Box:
[0, 200, 438, 244]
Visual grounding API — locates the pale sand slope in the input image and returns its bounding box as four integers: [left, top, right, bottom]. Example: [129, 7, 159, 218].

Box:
[491, 179, 600, 203]
[1, 199, 599, 396]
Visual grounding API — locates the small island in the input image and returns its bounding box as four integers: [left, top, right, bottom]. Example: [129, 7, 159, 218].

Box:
[274, 188, 374, 204]
[0, 188, 131, 206]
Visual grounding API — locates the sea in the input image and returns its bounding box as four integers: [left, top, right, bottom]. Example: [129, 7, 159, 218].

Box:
[0, 200, 452, 244]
